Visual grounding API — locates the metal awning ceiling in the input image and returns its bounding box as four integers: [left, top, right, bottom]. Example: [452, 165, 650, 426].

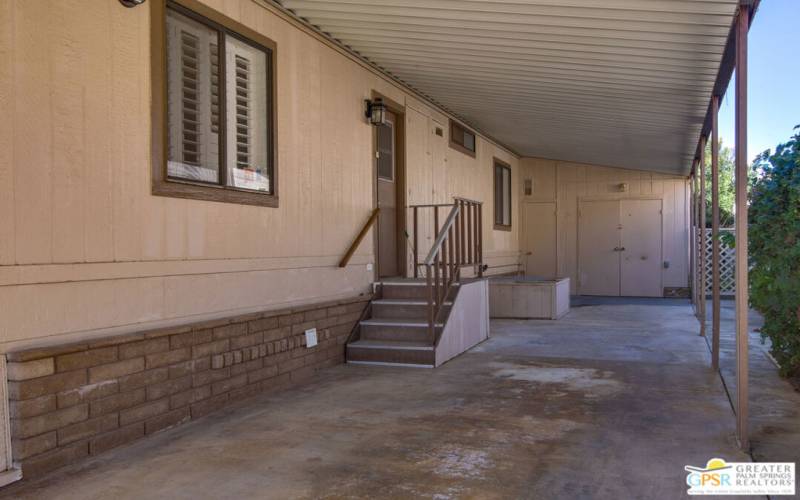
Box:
[278, 0, 741, 175]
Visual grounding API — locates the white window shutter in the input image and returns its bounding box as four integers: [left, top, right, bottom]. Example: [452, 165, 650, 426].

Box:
[233, 54, 251, 170]
[166, 11, 219, 182]
[225, 37, 269, 191]
[180, 30, 201, 166]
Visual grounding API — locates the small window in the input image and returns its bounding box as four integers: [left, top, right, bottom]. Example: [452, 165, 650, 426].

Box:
[494, 159, 512, 230]
[153, 1, 277, 207]
[376, 119, 394, 181]
[449, 119, 476, 157]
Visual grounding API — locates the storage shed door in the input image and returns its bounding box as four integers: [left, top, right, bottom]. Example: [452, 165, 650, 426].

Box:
[578, 200, 620, 296]
[620, 199, 663, 297]
[523, 202, 557, 279]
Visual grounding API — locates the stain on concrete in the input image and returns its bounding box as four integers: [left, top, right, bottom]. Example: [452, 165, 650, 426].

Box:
[490, 361, 623, 398]
[425, 445, 492, 479]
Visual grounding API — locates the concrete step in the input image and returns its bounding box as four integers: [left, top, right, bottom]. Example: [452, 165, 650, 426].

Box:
[346, 339, 435, 367]
[371, 299, 452, 320]
[359, 318, 442, 342]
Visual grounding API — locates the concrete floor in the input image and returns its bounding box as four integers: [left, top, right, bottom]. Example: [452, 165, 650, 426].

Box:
[706, 301, 800, 464]
[2, 299, 759, 499]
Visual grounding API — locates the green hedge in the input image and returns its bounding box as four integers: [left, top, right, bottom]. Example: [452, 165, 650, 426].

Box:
[749, 127, 800, 377]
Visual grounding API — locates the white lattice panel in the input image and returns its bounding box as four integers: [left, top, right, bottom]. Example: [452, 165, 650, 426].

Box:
[701, 228, 736, 295]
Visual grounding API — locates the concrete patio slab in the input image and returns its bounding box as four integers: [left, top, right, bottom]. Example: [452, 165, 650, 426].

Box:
[706, 301, 800, 464]
[0, 299, 757, 499]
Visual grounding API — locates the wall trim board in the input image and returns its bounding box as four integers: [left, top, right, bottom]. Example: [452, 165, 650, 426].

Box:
[0, 255, 372, 287]
[578, 195, 664, 202]
[2, 290, 372, 354]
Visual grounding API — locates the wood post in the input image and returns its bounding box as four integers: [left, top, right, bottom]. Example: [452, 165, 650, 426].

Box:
[477, 204, 483, 277]
[699, 136, 707, 336]
[413, 206, 419, 278]
[459, 200, 466, 265]
[711, 95, 721, 370]
[734, 6, 749, 451]
[690, 171, 697, 308]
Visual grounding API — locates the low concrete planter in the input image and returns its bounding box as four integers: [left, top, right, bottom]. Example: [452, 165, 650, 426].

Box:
[489, 276, 570, 320]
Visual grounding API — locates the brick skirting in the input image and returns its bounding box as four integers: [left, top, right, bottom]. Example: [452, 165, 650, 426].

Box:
[5, 295, 370, 479]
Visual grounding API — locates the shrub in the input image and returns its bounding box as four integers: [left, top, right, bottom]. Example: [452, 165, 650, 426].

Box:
[749, 126, 800, 377]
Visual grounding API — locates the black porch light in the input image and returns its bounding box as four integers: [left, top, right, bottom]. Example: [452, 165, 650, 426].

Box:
[365, 98, 387, 126]
[119, 0, 146, 7]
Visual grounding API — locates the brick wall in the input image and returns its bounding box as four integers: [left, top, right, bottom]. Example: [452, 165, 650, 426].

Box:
[6, 295, 369, 479]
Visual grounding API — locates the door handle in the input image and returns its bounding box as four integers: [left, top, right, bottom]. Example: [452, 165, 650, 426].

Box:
[613, 247, 626, 252]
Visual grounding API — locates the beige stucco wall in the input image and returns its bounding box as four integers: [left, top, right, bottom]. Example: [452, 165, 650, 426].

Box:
[519, 158, 690, 294]
[0, 0, 519, 350]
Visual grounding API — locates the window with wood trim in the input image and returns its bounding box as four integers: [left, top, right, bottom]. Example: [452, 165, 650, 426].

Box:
[449, 119, 476, 157]
[156, 1, 276, 206]
[494, 160, 512, 229]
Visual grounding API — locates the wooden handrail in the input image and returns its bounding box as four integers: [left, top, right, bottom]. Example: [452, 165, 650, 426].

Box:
[410, 198, 484, 279]
[413, 197, 484, 344]
[339, 208, 380, 268]
[424, 204, 460, 265]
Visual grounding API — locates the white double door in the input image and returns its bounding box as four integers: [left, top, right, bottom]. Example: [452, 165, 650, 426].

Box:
[578, 199, 663, 297]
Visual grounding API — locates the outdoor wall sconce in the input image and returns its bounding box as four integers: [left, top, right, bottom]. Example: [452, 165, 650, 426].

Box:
[618, 182, 629, 192]
[119, 0, 146, 7]
[365, 98, 387, 126]
[524, 178, 533, 196]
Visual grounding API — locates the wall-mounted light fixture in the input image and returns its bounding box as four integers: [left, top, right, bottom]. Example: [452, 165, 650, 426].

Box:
[119, 0, 146, 7]
[618, 182, 629, 192]
[364, 98, 387, 126]
[524, 179, 533, 196]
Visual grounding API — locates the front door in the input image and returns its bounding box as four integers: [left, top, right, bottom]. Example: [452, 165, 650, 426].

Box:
[376, 111, 399, 277]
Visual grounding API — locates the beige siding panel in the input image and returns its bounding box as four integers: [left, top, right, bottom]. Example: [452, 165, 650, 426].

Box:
[111, 2, 146, 262]
[405, 107, 431, 208]
[50, 0, 88, 264]
[13, 1, 52, 265]
[430, 118, 448, 205]
[0, 265, 369, 348]
[404, 106, 432, 272]
[83, 2, 115, 263]
[519, 158, 556, 202]
[0, 0, 14, 265]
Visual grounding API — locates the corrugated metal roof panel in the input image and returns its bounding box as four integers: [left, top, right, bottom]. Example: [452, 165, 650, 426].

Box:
[279, 0, 740, 175]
